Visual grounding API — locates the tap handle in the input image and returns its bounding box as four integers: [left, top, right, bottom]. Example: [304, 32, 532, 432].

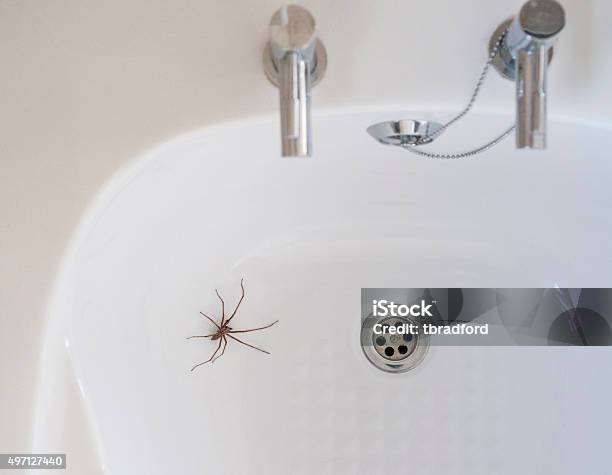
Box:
[519, 0, 566, 41]
[268, 5, 317, 64]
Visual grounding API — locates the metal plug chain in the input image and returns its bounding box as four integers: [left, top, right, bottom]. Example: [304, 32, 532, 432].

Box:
[401, 28, 515, 159]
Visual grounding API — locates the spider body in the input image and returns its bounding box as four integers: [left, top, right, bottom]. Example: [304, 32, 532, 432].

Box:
[210, 326, 232, 340]
[187, 279, 278, 371]
[210, 327, 232, 340]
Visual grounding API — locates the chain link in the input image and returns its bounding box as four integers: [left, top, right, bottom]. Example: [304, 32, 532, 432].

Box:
[401, 28, 515, 159]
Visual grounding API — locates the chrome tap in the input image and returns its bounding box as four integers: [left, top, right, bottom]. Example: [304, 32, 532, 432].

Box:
[490, 0, 566, 149]
[263, 5, 327, 157]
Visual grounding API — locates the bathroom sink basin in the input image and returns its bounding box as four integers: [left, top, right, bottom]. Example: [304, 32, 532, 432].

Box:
[34, 110, 612, 474]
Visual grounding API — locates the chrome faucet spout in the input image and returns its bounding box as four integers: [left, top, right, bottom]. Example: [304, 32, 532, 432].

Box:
[279, 51, 311, 156]
[491, 0, 566, 149]
[263, 5, 327, 157]
[517, 43, 550, 149]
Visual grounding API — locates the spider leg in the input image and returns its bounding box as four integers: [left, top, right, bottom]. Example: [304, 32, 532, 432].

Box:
[200, 311, 221, 330]
[228, 320, 279, 334]
[227, 334, 270, 355]
[225, 278, 245, 325]
[190, 338, 223, 371]
[211, 336, 228, 364]
[215, 289, 225, 325]
[186, 333, 216, 340]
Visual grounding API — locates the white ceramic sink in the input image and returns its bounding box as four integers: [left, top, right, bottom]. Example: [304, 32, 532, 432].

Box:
[33, 110, 612, 474]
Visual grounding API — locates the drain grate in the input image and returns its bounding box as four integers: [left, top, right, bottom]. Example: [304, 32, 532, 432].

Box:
[372, 317, 418, 361]
[361, 315, 429, 373]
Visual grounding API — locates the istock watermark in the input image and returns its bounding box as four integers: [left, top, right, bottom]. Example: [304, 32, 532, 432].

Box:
[372, 321, 489, 336]
[362, 288, 612, 347]
[372, 299, 435, 318]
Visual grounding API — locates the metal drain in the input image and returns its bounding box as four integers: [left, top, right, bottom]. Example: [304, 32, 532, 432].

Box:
[361, 314, 429, 373]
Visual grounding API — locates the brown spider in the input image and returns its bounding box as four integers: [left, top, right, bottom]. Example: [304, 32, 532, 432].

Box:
[187, 279, 278, 371]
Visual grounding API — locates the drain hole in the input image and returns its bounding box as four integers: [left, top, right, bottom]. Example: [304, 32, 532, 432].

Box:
[362, 315, 429, 373]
